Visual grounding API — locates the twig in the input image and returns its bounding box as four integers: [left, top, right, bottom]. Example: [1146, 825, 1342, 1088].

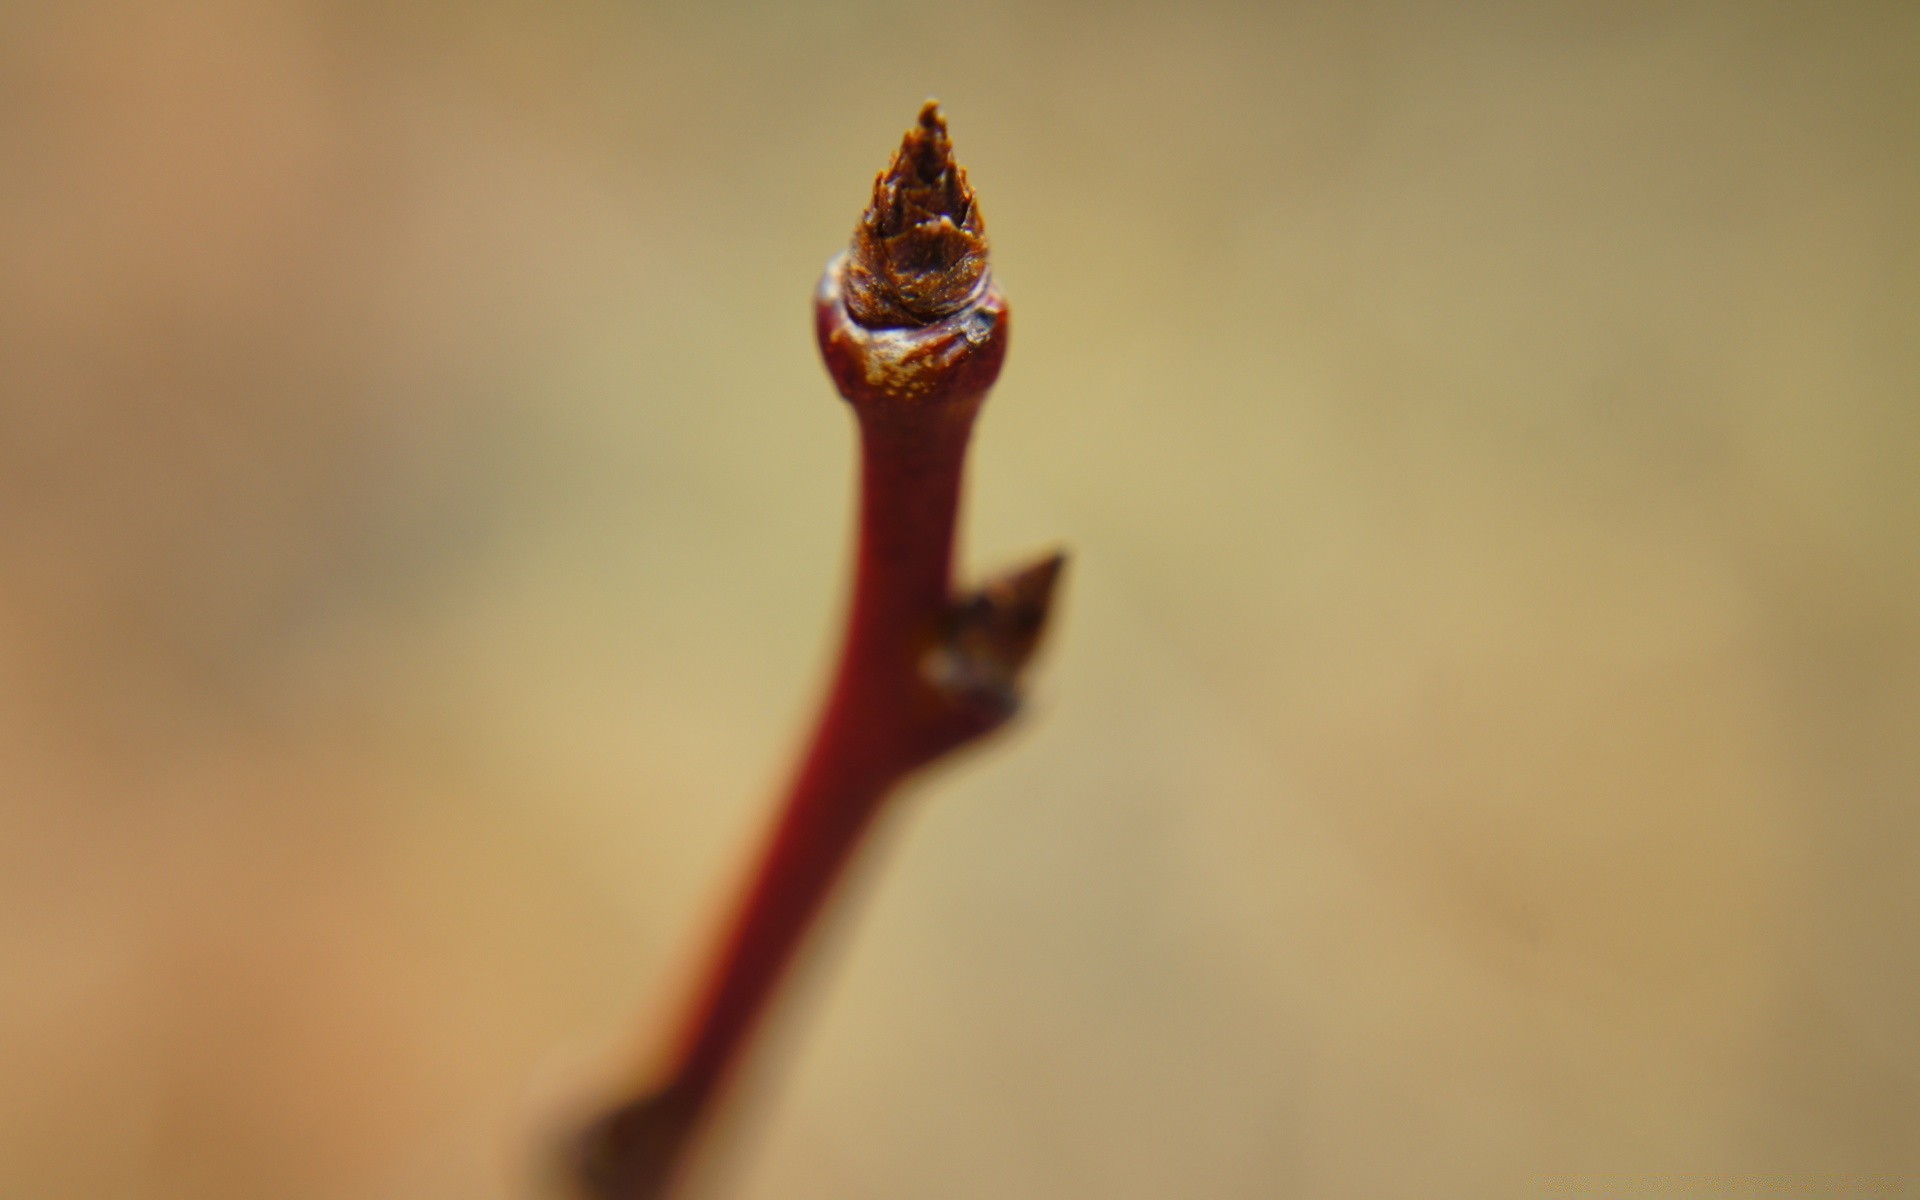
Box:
[568, 101, 1064, 1200]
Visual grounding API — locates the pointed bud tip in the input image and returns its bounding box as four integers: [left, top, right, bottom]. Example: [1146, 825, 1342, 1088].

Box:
[916, 97, 947, 136]
[1003, 549, 1067, 599]
[842, 100, 990, 330]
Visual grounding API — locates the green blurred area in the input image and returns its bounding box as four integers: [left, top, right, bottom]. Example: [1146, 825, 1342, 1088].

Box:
[1, 2, 1915, 1196]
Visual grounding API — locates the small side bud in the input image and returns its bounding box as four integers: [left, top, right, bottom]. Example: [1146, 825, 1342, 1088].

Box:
[925, 550, 1068, 716]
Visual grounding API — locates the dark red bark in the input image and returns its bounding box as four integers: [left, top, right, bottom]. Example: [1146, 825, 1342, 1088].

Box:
[569, 103, 1061, 1200]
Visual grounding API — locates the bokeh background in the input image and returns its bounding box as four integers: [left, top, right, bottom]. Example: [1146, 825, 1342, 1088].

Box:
[3, 2, 1916, 1197]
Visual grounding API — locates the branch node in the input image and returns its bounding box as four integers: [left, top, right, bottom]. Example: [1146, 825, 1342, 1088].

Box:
[567, 1085, 694, 1200]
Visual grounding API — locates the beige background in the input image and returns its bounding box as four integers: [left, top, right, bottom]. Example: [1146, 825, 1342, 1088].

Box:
[2, 2, 1916, 1197]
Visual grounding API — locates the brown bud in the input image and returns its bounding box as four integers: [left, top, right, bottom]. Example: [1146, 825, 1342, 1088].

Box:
[842, 100, 990, 330]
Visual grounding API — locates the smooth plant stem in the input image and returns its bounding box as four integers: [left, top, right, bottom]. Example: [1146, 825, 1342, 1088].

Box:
[656, 398, 983, 1157]
[569, 101, 1059, 1200]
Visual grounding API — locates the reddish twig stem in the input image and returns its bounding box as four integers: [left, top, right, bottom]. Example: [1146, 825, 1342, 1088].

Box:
[569, 102, 1063, 1199]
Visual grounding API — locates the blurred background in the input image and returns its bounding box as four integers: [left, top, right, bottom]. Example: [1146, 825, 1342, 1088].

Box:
[2, 1, 1916, 1196]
